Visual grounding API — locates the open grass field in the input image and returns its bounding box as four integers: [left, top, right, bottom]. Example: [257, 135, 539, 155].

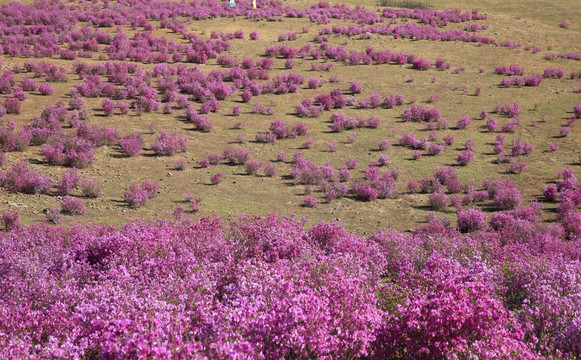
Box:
[0, 0, 579, 233]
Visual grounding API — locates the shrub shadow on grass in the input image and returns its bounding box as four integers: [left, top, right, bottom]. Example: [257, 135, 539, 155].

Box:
[141, 152, 160, 158]
[110, 199, 128, 208]
[412, 204, 435, 211]
[27, 158, 45, 165]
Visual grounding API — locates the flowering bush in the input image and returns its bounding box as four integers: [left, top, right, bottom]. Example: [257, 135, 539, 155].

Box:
[429, 191, 448, 210]
[352, 182, 379, 201]
[151, 131, 188, 156]
[402, 105, 442, 122]
[175, 158, 187, 170]
[489, 178, 523, 210]
[508, 161, 527, 174]
[124, 180, 159, 208]
[210, 172, 223, 185]
[543, 67, 566, 78]
[60, 196, 87, 215]
[487, 118, 498, 132]
[457, 150, 474, 166]
[264, 164, 277, 177]
[303, 196, 319, 207]
[38, 83, 55, 95]
[574, 104, 581, 118]
[244, 160, 263, 175]
[456, 116, 472, 129]
[2, 211, 19, 231]
[411, 58, 432, 70]
[291, 158, 324, 185]
[457, 208, 487, 232]
[435, 58, 451, 70]
[349, 81, 363, 94]
[1, 161, 52, 194]
[45, 207, 62, 224]
[4, 97, 21, 114]
[42, 137, 96, 168]
[102, 98, 115, 116]
[494, 103, 521, 117]
[428, 143, 445, 155]
[81, 177, 101, 198]
[57, 168, 81, 195]
[495, 64, 525, 76]
[119, 132, 143, 157]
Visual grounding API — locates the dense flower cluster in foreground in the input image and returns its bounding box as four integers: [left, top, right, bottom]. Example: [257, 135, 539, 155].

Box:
[0, 211, 580, 359]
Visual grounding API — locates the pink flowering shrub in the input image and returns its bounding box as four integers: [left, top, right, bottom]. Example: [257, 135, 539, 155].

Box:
[119, 132, 143, 157]
[244, 160, 263, 175]
[352, 182, 379, 201]
[402, 105, 442, 122]
[0, 161, 52, 194]
[435, 58, 451, 70]
[175, 159, 188, 170]
[151, 131, 188, 156]
[124, 180, 159, 208]
[264, 164, 277, 177]
[495, 64, 525, 76]
[60, 196, 87, 215]
[41, 134, 101, 169]
[411, 58, 432, 70]
[57, 168, 81, 195]
[487, 117, 498, 132]
[456, 116, 471, 129]
[80, 177, 101, 198]
[457, 208, 487, 232]
[383, 94, 406, 108]
[428, 143, 445, 155]
[102, 98, 115, 116]
[508, 161, 527, 174]
[443, 134, 455, 146]
[574, 104, 581, 118]
[543, 67, 566, 78]
[464, 139, 475, 151]
[4, 97, 21, 114]
[349, 81, 363, 94]
[303, 196, 319, 207]
[489, 178, 523, 210]
[291, 158, 324, 185]
[511, 138, 533, 156]
[2, 211, 20, 231]
[211, 172, 223, 185]
[494, 103, 521, 117]
[429, 191, 448, 210]
[457, 150, 474, 166]
[20, 77, 38, 91]
[38, 83, 55, 95]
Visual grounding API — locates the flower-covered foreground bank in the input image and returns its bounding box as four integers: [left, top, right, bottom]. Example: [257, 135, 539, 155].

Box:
[1, 211, 580, 359]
